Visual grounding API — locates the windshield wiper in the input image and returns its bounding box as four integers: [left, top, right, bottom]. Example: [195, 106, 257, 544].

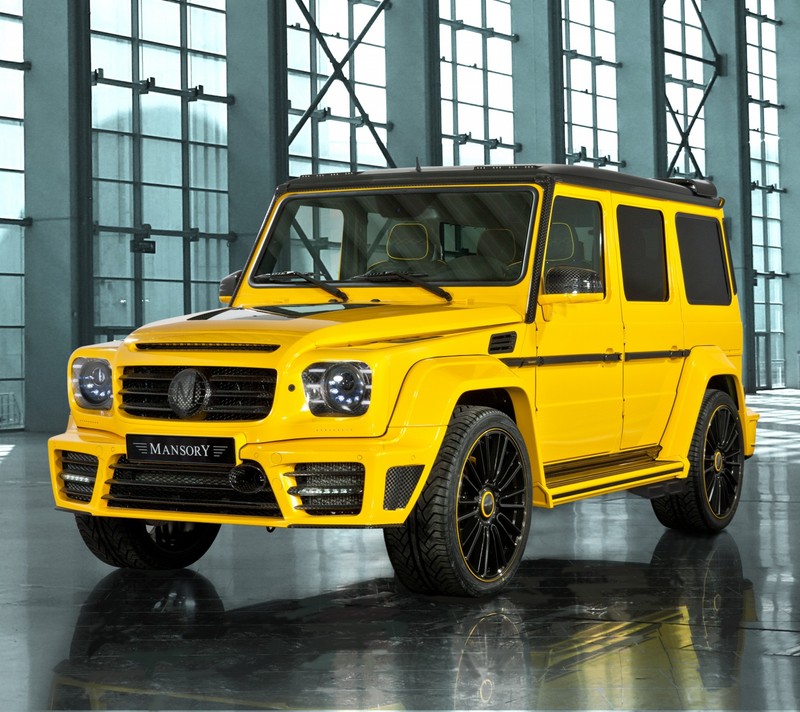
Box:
[252, 271, 349, 302]
[350, 271, 452, 303]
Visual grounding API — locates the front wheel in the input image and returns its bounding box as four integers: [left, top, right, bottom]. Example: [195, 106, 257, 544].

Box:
[384, 406, 532, 597]
[75, 515, 221, 569]
[652, 389, 744, 533]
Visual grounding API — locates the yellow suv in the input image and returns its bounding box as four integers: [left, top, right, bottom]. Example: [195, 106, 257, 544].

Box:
[49, 164, 758, 597]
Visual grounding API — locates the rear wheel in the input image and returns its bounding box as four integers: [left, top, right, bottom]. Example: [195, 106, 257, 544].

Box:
[75, 515, 220, 569]
[652, 389, 744, 533]
[385, 406, 532, 597]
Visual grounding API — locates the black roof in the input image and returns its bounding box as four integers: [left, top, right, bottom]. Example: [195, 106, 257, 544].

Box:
[278, 163, 722, 207]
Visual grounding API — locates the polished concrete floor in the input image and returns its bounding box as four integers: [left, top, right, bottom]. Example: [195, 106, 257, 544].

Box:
[2, 392, 799, 710]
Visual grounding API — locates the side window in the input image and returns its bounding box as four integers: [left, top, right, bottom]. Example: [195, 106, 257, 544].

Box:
[676, 214, 731, 305]
[543, 196, 604, 294]
[617, 205, 668, 302]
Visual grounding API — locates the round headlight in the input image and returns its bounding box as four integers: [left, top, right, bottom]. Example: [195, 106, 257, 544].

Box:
[73, 358, 113, 409]
[323, 363, 369, 415]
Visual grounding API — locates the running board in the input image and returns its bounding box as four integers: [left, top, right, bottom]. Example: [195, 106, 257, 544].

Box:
[540, 449, 685, 506]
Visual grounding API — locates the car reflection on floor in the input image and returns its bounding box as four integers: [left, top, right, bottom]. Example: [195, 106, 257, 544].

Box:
[50, 530, 753, 711]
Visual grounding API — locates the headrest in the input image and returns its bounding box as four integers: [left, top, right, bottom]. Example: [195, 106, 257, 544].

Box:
[547, 222, 575, 261]
[387, 223, 430, 260]
[477, 229, 516, 264]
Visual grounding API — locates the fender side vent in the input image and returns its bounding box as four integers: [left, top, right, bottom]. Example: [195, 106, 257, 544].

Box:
[489, 331, 517, 354]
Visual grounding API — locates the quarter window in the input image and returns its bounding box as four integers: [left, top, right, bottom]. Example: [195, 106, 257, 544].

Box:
[617, 206, 668, 302]
[676, 214, 731, 305]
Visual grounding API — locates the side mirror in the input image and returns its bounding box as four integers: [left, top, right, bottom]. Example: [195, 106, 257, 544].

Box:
[544, 265, 603, 295]
[219, 270, 242, 305]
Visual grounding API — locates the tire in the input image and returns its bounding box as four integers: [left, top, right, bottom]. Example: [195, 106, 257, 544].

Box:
[75, 515, 220, 569]
[652, 389, 744, 533]
[384, 406, 532, 597]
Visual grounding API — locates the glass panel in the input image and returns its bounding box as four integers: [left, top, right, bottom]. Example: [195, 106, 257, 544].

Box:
[142, 280, 185, 322]
[92, 84, 133, 132]
[0, 16, 23, 62]
[191, 189, 228, 233]
[0, 275, 23, 325]
[141, 92, 182, 138]
[191, 237, 228, 282]
[94, 233, 134, 279]
[90, 0, 131, 35]
[0, 225, 23, 273]
[94, 278, 134, 328]
[189, 100, 227, 144]
[94, 179, 134, 226]
[189, 53, 227, 95]
[0, 171, 24, 219]
[140, 43, 182, 90]
[142, 137, 183, 186]
[142, 184, 184, 230]
[190, 144, 227, 190]
[91, 35, 133, 81]
[189, 5, 226, 54]
[142, 235, 183, 279]
[0, 121, 24, 171]
[93, 132, 133, 181]
[0, 69, 25, 119]
[0, 329, 23, 379]
[139, 0, 181, 46]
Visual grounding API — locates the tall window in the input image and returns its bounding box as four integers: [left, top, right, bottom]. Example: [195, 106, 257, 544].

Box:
[746, 0, 785, 388]
[89, 0, 231, 343]
[663, 0, 720, 178]
[0, 0, 26, 429]
[562, 0, 621, 169]
[440, 0, 518, 166]
[287, 0, 391, 177]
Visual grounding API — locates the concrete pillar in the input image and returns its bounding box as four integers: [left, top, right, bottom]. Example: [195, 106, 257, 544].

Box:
[385, 0, 440, 167]
[23, 0, 91, 432]
[776, 0, 800, 388]
[616, 0, 665, 177]
[512, 0, 563, 163]
[702, 0, 756, 392]
[226, 0, 288, 271]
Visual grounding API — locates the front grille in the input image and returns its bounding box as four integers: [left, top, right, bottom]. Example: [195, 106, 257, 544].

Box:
[120, 366, 277, 421]
[288, 463, 365, 516]
[384, 465, 424, 510]
[60, 450, 99, 502]
[106, 457, 282, 517]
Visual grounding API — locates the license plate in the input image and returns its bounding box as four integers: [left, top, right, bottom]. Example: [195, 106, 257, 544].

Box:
[126, 435, 235, 465]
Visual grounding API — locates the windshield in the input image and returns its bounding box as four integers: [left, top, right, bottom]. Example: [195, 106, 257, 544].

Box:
[251, 188, 535, 286]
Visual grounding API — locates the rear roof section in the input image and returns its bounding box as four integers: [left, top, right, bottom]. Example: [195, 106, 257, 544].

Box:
[278, 164, 723, 208]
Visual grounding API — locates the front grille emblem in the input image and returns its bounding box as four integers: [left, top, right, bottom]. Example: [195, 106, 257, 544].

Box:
[167, 368, 211, 418]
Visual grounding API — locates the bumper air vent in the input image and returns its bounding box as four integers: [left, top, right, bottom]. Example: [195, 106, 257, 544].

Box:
[488, 331, 517, 354]
[106, 457, 282, 518]
[384, 465, 424, 510]
[59, 451, 99, 502]
[288, 463, 365, 516]
[120, 366, 277, 421]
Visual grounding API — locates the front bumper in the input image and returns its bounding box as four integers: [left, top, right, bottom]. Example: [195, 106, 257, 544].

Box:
[48, 423, 445, 527]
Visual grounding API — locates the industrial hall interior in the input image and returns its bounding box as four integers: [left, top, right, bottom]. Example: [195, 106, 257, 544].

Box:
[2, 0, 800, 710]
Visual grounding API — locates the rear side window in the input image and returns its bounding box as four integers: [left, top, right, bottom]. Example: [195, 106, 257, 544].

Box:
[676, 214, 731, 305]
[617, 205, 668, 302]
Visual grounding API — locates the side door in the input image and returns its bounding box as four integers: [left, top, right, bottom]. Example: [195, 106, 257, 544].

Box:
[534, 189, 624, 463]
[613, 200, 685, 450]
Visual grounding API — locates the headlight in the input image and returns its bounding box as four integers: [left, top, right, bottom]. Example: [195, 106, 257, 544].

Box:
[72, 358, 113, 410]
[302, 361, 372, 416]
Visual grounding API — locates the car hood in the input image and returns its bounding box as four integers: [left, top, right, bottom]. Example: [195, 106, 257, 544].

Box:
[125, 302, 523, 352]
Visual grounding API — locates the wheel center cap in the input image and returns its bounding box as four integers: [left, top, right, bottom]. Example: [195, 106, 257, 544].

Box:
[480, 490, 496, 519]
[713, 450, 724, 472]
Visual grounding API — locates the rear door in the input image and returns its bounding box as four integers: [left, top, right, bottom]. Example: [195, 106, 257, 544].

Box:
[613, 199, 685, 450]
